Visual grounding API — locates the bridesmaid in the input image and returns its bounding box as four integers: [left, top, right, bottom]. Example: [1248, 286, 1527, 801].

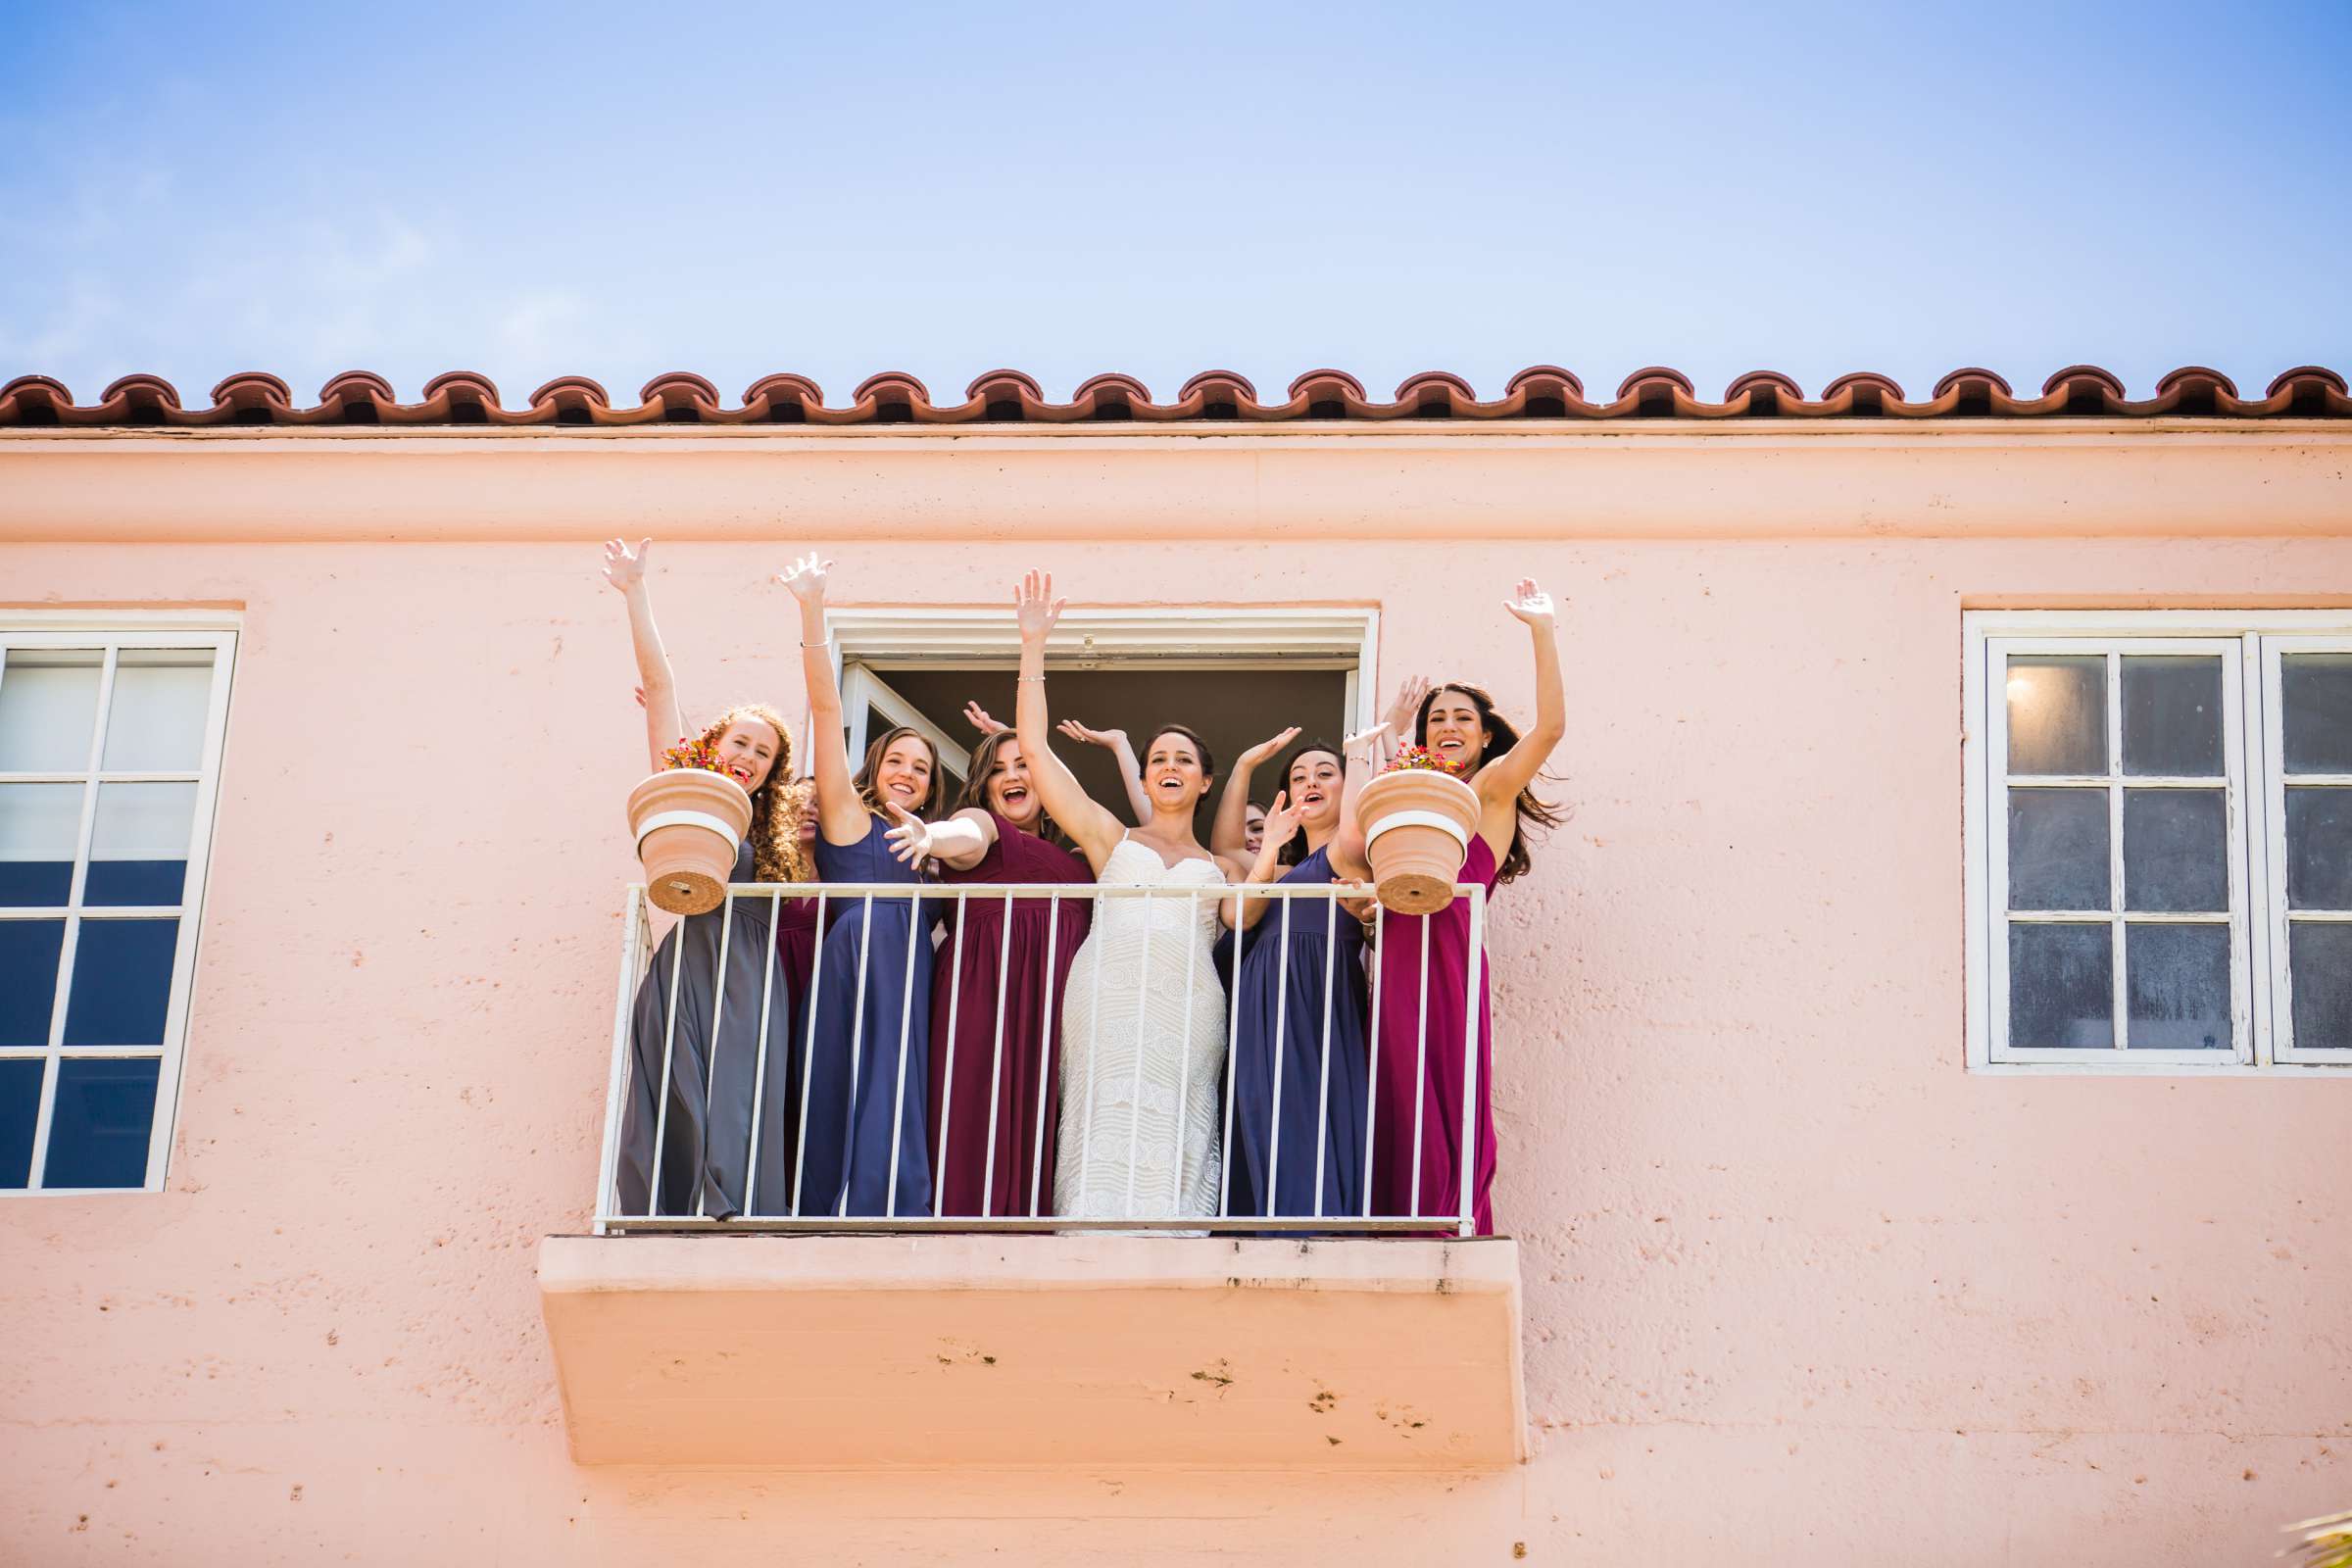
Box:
[963, 701, 1154, 824]
[884, 728, 1095, 1219]
[1218, 742, 1371, 1221]
[1332, 580, 1564, 1235]
[779, 552, 946, 1218]
[605, 538, 812, 1220]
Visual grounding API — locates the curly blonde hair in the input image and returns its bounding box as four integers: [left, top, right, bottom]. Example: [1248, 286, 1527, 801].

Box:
[692, 703, 812, 885]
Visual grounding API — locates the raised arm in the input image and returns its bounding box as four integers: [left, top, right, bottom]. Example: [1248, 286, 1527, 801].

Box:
[776, 553, 869, 847]
[1218, 790, 1303, 930]
[1057, 718, 1152, 824]
[603, 538, 687, 768]
[1378, 674, 1431, 767]
[1326, 721, 1390, 883]
[1474, 580, 1567, 824]
[1011, 571, 1126, 866]
[1210, 725, 1299, 858]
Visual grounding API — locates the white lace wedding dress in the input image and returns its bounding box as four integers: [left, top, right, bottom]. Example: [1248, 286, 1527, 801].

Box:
[1054, 836, 1229, 1220]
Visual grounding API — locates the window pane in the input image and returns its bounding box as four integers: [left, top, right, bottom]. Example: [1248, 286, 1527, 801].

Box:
[2125, 923, 2231, 1050]
[0, 649, 102, 771]
[0, 920, 65, 1047]
[2282, 654, 2352, 775]
[2009, 922, 2114, 1048]
[2121, 656, 2224, 777]
[100, 649, 215, 771]
[2123, 789, 2228, 913]
[0, 1057, 40, 1187]
[2007, 789, 2109, 910]
[62, 918, 177, 1046]
[2290, 923, 2352, 1052]
[0, 782, 82, 906]
[2285, 788, 2352, 910]
[41, 1056, 159, 1189]
[84, 781, 195, 906]
[2006, 657, 2106, 776]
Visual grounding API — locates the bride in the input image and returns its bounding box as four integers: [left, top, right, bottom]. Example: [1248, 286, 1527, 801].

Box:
[1011, 570, 1248, 1220]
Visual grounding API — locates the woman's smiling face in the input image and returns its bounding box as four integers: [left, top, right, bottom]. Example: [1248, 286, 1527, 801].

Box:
[712, 718, 782, 794]
[873, 734, 936, 813]
[1145, 730, 1210, 813]
[1286, 750, 1344, 831]
[1422, 689, 1491, 770]
[985, 737, 1043, 828]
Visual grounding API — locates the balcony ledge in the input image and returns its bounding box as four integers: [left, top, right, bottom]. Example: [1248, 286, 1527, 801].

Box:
[538, 1232, 1525, 1469]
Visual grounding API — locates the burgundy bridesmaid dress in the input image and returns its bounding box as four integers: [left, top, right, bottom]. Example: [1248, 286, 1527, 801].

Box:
[926, 813, 1094, 1218]
[1367, 834, 1500, 1235]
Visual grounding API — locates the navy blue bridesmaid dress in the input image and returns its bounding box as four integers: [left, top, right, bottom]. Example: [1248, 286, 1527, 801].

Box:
[796, 815, 934, 1217]
[1227, 846, 1370, 1220]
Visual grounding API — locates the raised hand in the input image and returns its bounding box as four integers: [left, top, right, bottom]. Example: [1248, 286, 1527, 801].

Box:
[1057, 718, 1128, 751]
[1503, 577, 1556, 629]
[1238, 725, 1300, 770]
[776, 552, 834, 606]
[963, 700, 1007, 737]
[1382, 674, 1432, 735]
[1344, 720, 1394, 760]
[1259, 789, 1306, 854]
[1013, 569, 1064, 642]
[882, 803, 937, 868]
[602, 537, 651, 593]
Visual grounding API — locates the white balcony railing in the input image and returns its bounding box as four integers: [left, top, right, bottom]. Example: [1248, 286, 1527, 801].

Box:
[593, 878, 1487, 1237]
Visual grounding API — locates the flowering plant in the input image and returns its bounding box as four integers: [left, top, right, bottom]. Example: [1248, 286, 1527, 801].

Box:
[1384, 744, 1472, 778]
[660, 735, 727, 774]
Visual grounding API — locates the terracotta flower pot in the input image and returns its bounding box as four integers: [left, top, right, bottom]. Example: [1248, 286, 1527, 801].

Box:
[626, 768, 755, 915]
[1358, 769, 1481, 915]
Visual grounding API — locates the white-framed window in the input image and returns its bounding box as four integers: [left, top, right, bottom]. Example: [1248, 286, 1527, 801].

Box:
[0, 616, 238, 1191]
[1965, 611, 2352, 1073]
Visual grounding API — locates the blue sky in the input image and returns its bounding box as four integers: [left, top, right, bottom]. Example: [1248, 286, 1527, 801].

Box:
[2, 2, 2346, 408]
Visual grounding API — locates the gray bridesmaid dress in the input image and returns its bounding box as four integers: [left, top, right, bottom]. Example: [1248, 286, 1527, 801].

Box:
[614, 839, 804, 1218]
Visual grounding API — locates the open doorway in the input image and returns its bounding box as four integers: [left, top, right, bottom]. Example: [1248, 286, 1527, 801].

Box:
[829, 607, 1378, 823]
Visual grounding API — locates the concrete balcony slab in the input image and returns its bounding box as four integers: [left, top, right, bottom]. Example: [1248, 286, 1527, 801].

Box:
[538, 1233, 1524, 1469]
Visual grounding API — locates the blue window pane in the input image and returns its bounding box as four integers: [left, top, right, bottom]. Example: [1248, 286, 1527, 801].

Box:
[0, 861, 73, 906]
[83, 859, 186, 906]
[62, 918, 177, 1046]
[0, 780, 85, 906]
[41, 1056, 158, 1189]
[85, 783, 194, 906]
[0, 1057, 41, 1187]
[2009, 922, 2115, 1048]
[2125, 923, 2231, 1051]
[0, 920, 65, 1047]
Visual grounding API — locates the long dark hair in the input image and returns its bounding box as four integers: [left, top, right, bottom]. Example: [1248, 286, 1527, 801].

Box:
[853, 724, 948, 820]
[1415, 683, 1562, 886]
[1275, 739, 1345, 867]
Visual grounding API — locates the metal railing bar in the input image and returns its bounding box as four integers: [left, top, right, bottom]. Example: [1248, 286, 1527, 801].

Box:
[742, 889, 782, 1216]
[693, 891, 739, 1219]
[789, 889, 829, 1218]
[837, 894, 877, 1217]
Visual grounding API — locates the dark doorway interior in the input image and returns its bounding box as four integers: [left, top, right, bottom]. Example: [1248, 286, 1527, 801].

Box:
[875, 664, 1352, 820]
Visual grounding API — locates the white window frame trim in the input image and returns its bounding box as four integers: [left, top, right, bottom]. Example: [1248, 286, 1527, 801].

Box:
[0, 612, 241, 1193]
[2260, 632, 2352, 1064]
[1965, 609, 2352, 1076]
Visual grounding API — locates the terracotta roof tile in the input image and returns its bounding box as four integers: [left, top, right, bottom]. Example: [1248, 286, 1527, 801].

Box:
[1, 365, 2344, 428]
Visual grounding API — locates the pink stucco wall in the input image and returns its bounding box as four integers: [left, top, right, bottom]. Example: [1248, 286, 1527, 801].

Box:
[2, 426, 2348, 1563]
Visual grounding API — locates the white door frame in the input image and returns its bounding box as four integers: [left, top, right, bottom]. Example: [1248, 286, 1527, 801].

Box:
[841, 663, 972, 783]
[823, 605, 1382, 737]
